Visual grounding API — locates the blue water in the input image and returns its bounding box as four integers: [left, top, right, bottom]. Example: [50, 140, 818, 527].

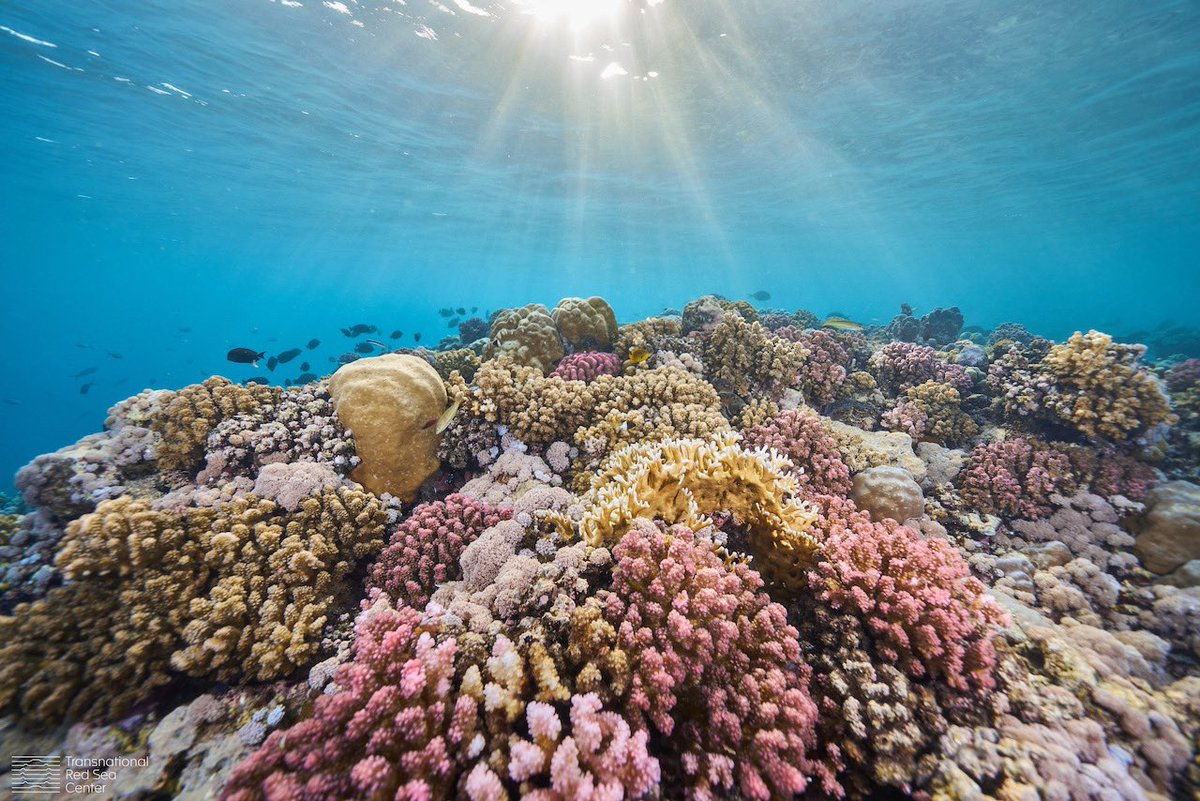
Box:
[2, 0, 1199, 491]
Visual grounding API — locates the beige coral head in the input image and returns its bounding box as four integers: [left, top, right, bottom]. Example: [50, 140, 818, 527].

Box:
[329, 353, 446, 502]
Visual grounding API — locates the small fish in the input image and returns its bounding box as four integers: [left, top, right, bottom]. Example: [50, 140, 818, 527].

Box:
[267, 356, 278, 372]
[750, 290, 771, 301]
[107, 351, 123, 359]
[306, 338, 320, 350]
[75, 343, 94, 349]
[4, 399, 21, 406]
[821, 316, 864, 332]
[422, 397, 462, 432]
[245, 376, 270, 385]
[447, 317, 460, 328]
[295, 372, 317, 383]
[178, 327, 192, 333]
[340, 323, 377, 338]
[439, 308, 453, 317]
[299, 361, 310, 371]
[227, 348, 265, 367]
[73, 367, 98, 378]
[80, 382, 94, 395]
[364, 338, 386, 350]
[413, 333, 421, 343]
[456, 307, 466, 316]
[628, 347, 651, 365]
[337, 353, 359, 365]
[277, 348, 302, 364]
[354, 342, 375, 354]
[390, 330, 404, 339]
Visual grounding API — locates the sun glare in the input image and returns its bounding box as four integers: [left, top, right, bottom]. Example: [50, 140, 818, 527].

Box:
[514, 0, 624, 28]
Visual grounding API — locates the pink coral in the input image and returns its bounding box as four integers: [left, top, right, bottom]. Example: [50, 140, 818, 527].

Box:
[806, 495, 1006, 693]
[959, 438, 1079, 519]
[470, 694, 659, 800]
[869, 342, 971, 395]
[549, 352, 622, 383]
[742, 410, 852, 498]
[221, 601, 476, 801]
[596, 522, 820, 800]
[367, 494, 512, 610]
[792, 329, 850, 408]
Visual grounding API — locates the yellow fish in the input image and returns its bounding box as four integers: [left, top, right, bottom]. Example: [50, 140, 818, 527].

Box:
[430, 397, 461, 434]
[628, 347, 651, 365]
[821, 316, 864, 332]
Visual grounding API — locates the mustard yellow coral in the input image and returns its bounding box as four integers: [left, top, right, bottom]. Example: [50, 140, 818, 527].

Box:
[613, 317, 681, 359]
[1040, 331, 1175, 441]
[571, 434, 820, 582]
[704, 314, 807, 405]
[153, 377, 278, 472]
[551, 296, 618, 353]
[0, 487, 386, 728]
[484, 304, 565, 373]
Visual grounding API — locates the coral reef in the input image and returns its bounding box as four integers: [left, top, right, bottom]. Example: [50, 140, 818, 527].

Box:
[328, 353, 446, 501]
[0, 295, 1192, 801]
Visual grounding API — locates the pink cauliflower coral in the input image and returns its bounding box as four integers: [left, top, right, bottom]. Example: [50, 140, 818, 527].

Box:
[1166, 358, 1200, 391]
[869, 342, 971, 395]
[549, 352, 622, 382]
[367, 494, 512, 609]
[467, 694, 660, 801]
[959, 437, 1079, 519]
[598, 522, 820, 801]
[792, 329, 850, 408]
[806, 495, 1006, 694]
[742, 409, 852, 498]
[221, 601, 477, 801]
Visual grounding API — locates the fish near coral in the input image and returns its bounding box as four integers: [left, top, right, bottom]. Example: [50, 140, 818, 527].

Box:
[227, 348, 265, 367]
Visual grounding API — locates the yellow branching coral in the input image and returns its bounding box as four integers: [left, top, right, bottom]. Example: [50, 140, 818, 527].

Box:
[484, 304, 565, 373]
[153, 377, 278, 472]
[1040, 331, 1175, 441]
[704, 314, 807, 405]
[0, 487, 386, 729]
[572, 434, 820, 581]
[457, 358, 592, 444]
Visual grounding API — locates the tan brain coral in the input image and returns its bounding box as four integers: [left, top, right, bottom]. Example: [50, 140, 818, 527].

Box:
[329, 353, 447, 501]
[484, 304, 565, 373]
[551, 296, 618, 352]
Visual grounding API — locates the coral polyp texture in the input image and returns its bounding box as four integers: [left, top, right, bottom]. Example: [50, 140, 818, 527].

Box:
[2, 296, 1196, 801]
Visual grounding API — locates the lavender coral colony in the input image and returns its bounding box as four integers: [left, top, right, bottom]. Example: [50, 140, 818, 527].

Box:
[2, 295, 1199, 801]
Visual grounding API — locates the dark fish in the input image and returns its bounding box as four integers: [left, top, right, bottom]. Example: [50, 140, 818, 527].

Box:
[439, 308, 453, 317]
[4, 399, 20, 406]
[337, 353, 359, 365]
[390, 330, 404, 339]
[470, 306, 478, 313]
[277, 348, 302, 364]
[364, 338, 386, 350]
[307, 338, 320, 349]
[75, 343, 94, 349]
[354, 342, 374, 354]
[413, 333, 421, 343]
[456, 307, 466, 316]
[107, 351, 123, 359]
[267, 356, 278, 372]
[267, 337, 278, 343]
[750, 290, 771, 301]
[178, 327, 192, 333]
[299, 361, 310, 371]
[80, 382, 94, 395]
[447, 317, 460, 328]
[245, 377, 270, 385]
[295, 372, 317, 383]
[227, 348, 265, 367]
[73, 367, 97, 378]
